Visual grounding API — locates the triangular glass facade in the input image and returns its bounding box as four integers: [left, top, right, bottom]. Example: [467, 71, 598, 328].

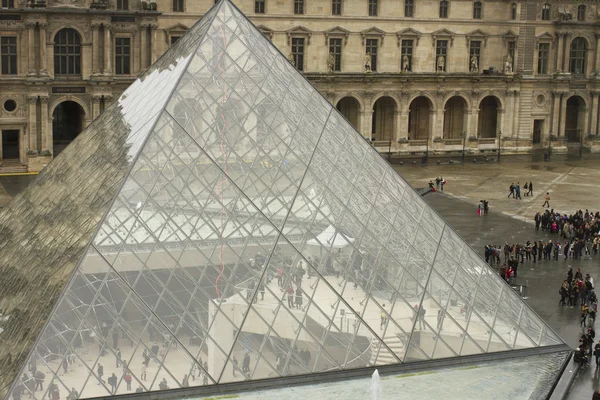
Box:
[4, 1, 564, 399]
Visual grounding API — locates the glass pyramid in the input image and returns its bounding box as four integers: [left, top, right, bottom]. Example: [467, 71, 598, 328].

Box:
[2, 0, 564, 399]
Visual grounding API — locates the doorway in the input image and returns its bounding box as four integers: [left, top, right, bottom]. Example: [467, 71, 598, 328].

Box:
[533, 120, 544, 145]
[2, 130, 20, 161]
[52, 101, 85, 156]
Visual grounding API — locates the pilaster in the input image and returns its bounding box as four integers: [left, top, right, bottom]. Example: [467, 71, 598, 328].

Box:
[512, 91, 520, 138]
[504, 90, 514, 137]
[151, 24, 158, 64]
[40, 96, 49, 152]
[589, 90, 600, 135]
[551, 91, 561, 137]
[562, 32, 572, 73]
[91, 24, 101, 75]
[559, 92, 568, 137]
[27, 96, 38, 153]
[595, 34, 600, 75]
[103, 24, 112, 75]
[39, 23, 48, 76]
[140, 24, 148, 72]
[26, 22, 36, 75]
[554, 33, 564, 73]
[91, 96, 102, 120]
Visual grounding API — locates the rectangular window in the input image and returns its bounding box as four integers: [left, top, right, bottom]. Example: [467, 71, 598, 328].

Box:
[332, 0, 342, 15]
[537, 43, 549, 74]
[1, 0, 15, 7]
[115, 37, 131, 75]
[170, 36, 181, 46]
[116, 0, 128, 10]
[366, 38, 378, 71]
[291, 37, 305, 71]
[436, 40, 448, 71]
[0, 36, 17, 75]
[405, 0, 414, 17]
[473, 1, 482, 19]
[329, 38, 342, 72]
[368, 0, 377, 16]
[469, 40, 481, 71]
[439, 0, 448, 18]
[294, 0, 304, 14]
[401, 39, 413, 72]
[173, 0, 184, 11]
[255, 0, 265, 13]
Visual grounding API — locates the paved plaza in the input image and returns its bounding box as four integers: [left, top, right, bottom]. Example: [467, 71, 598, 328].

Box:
[1, 154, 599, 397]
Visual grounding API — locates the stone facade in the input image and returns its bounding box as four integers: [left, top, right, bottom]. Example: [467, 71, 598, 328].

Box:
[0, 0, 599, 171]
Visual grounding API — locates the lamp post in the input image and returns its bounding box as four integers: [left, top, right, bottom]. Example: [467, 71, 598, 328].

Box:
[461, 131, 466, 163]
[497, 130, 502, 162]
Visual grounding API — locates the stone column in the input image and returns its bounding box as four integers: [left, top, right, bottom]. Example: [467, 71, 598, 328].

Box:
[497, 108, 505, 139]
[151, 24, 158, 64]
[91, 24, 100, 75]
[595, 34, 600, 75]
[91, 96, 102, 120]
[131, 31, 139, 75]
[504, 91, 514, 137]
[363, 111, 373, 140]
[140, 24, 148, 71]
[465, 110, 473, 137]
[40, 96, 49, 152]
[590, 92, 599, 136]
[26, 22, 36, 75]
[39, 23, 48, 76]
[103, 24, 112, 74]
[562, 33, 572, 73]
[27, 96, 38, 153]
[554, 33, 564, 73]
[559, 92, 568, 137]
[392, 111, 400, 142]
[512, 91, 520, 138]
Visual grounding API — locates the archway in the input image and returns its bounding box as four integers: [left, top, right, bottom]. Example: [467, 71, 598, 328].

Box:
[443, 96, 467, 139]
[336, 97, 361, 131]
[408, 96, 432, 140]
[565, 96, 586, 142]
[52, 101, 85, 156]
[477, 96, 500, 138]
[372, 96, 397, 141]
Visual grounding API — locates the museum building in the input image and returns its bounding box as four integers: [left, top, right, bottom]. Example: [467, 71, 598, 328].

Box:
[0, 0, 599, 171]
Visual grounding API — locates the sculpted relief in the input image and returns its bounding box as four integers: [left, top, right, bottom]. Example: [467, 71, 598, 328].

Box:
[47, 0, 89, 7]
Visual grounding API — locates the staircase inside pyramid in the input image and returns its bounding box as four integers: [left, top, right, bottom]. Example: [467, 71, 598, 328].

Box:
[5, 0, 564, 399]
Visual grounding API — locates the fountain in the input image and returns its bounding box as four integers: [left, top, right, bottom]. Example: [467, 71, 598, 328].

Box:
[370, 369, 382, 400]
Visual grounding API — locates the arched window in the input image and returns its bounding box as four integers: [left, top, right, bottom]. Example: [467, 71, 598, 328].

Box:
[577, 4, 585, 21]
[511, 3, 517, 19]
[541, 3, 550, 20]
[569, 38, 587, 74]
[473, 1, 482, 19]
[54, 28, 81, 75]
[439, 0, 448, 18]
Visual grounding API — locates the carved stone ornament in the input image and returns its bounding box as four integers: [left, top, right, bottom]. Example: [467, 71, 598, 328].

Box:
[47, 0, 88, 7]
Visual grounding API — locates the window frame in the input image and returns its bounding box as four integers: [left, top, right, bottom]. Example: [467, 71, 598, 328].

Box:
[469, 40, 481, 71]
[291, 37, 305, 71]
[170, 36, 182, 46]
[569, 37, 587, 75]
[172, 0, 184, 12]
[537, 42, 549, 75]
[254, 0, 265, 14]
[114, 36, 131, 75]
[436, 39, 448, 72]
[0, 36, 17, 75]
[473, 1, 482, 19]
[329, 38, 342, 72]
[439, 0, 448, 18]
[541, 4, 550, 20]
[365, 38, 378, 72]
[401, 39, 413, 72]
[1, 0, 15, 8]
[294, 0, 304, 14]
[53, 28, 82, 76]
[577, 4, 585, 21]
[368, 0, 378, 16]
[116, 0, 128, 10]
[404, 0, 414, 17]
[331, 0, 342, 15]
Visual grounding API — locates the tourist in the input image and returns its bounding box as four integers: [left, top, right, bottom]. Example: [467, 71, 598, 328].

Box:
[543, 192, 550, 208]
